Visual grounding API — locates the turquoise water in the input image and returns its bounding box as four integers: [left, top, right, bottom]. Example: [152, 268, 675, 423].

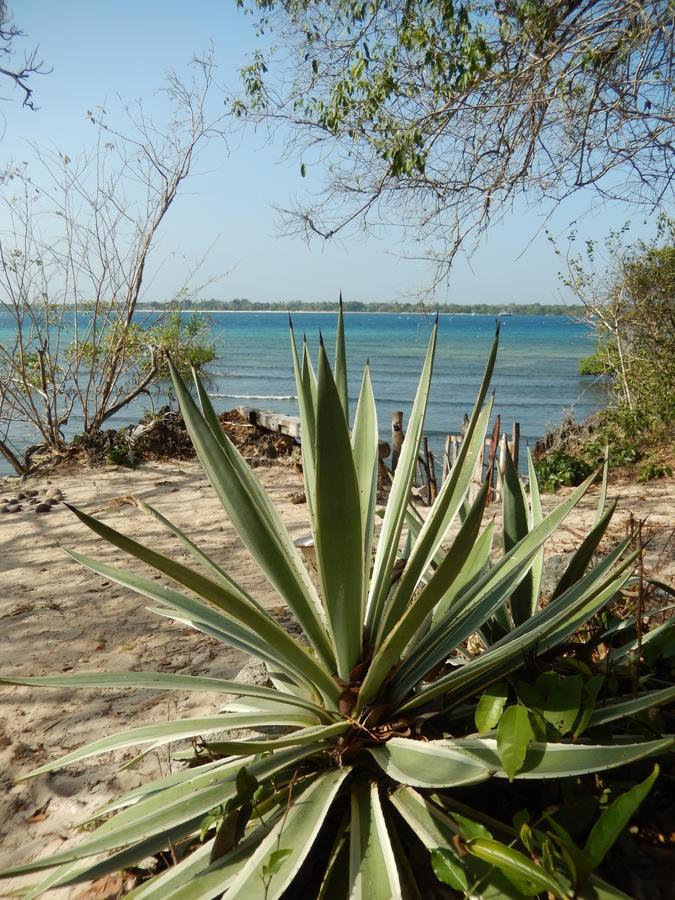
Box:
[0, 311, 605, 475]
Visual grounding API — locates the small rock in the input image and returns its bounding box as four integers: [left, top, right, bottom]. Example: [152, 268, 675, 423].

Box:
[15, 492, 25, 500]
[46, 487, 63, 500]
[5, 504, 21, 513]
[35, 503, 51, 513]
[290, 491, 306, 505]
[25, 489, 39, 497]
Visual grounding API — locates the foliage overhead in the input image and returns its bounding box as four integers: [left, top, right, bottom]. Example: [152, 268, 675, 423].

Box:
[1, 307, 673, 897]
[234, 0, 674, 285]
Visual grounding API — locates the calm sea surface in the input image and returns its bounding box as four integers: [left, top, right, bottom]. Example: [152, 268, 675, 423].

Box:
[0, 311, 606, 475]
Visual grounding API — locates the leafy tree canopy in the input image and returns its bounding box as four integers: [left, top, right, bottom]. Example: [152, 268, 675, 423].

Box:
[235, 0, 674, 285]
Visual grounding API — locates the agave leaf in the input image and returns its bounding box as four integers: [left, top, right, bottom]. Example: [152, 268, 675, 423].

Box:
[432, 521, 494, 625]
[0, 671, 332, 720]
[446, 735, 674, 779]
[378, 397, 494, 640]
[180, 768, 349, 900]
[170, 359, 335, 675]
[552, 501, 617, 601]
[135, 499, 254, 601]
[335, 293, 349, 421]
[369, 738, 491, 788]
[65, 544, 338, 705]
[536, 537, 633, 654]
[526, 447, 544, 613]
[608, 617, 674, 666]
[315, 338, 364, 677]
[23, 821, 212, 898]
[365, 319, 438, 633]
[389, 787, 466, 892]
[0, 746, 316, 876]
[124, 838, 219, 899]
[147, 605, 319, 700]
[587, 685, 675, 728]
[351, 363, 379, 578]
[202, 720, 349, 756]
[20, 711, 319, 780]
[501, 440, 533, 627]
[349, 780, 402, 899]
[378, 326, 500, 639]
[290, 321, 317, 528]
[360, 482, 488, 711]
[400, 551, 637, 712]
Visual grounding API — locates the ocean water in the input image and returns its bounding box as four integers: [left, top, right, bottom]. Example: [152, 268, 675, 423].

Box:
[0, 310, 606, 475]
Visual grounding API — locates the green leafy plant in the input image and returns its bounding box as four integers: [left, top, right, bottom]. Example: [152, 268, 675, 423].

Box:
[2, 308, 673, 897]
[534, 448, 595, 493]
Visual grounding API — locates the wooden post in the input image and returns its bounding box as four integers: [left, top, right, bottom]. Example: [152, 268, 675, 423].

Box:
[391, 411, 404, 473]
[485, 414, 500, 503]
[423, 437, 437, 504]
[428, 450, 438, 504]
[511, 421, 521, 470]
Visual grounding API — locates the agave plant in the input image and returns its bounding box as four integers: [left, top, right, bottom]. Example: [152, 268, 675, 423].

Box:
[2, 307, 673, 898]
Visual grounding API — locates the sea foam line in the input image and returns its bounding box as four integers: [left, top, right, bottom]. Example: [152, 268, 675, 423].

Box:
[210, 393, 297, 401]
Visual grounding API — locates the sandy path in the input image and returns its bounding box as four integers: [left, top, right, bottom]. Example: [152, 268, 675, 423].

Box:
[0, 460, 672, 897]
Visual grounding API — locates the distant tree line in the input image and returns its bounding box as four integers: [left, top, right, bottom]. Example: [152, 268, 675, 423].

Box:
[137, 299, 583, 316]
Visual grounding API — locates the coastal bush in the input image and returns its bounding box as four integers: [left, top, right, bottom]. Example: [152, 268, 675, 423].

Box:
[2, 310, 673, 897]
[534, 448, 594, 494]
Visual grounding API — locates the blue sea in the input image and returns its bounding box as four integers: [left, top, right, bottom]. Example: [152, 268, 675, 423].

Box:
[0, 310, 606, 475]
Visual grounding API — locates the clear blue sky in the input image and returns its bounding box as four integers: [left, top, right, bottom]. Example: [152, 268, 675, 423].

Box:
[0, 1, 659, 305]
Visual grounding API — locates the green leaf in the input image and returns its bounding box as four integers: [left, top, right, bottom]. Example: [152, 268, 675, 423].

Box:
[443, 735, 674, 780]
[572, 674, 605, 738]
[175, 769, 349, 899]
[582, 765, 659, 881]
[497, 705, 534, 781]
[369, 737, 491, 788]
[535, 672, 584, 736]
[351, 363, 379, 578]
[349, 780, 402, 899]
[315, 338, 364, 677]
[170, 360, 336, 681]
[377, 395, 494, 640]
[19, 711, 318, 780]
[65, 545, 333, 703]
[363, 481, 488, 709]
[501, 440, 532, 626]
[290, 321, 317, 529]
[526, 447, 544, 613]
[0, 671, 333, 720]
[431, 848, 468, 892]
[552, 501, 617, 601]
[475, 682, 509, 733]
[0, 746, 316, 877]
[365, 319, 438, 635]
[466, 839, 567, 898]
[587, 685, 675, 728]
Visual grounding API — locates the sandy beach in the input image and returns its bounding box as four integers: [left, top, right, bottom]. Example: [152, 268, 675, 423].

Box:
[0, 458, 673, 896]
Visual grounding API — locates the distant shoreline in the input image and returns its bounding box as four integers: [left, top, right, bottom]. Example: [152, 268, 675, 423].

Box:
[135, 305, 582, 317]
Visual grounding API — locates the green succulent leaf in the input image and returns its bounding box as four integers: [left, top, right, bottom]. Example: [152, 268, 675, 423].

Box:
[501, 439, 533, 627]
[170, 359, 336, 678]
[315, 337, 365, 677]
[349, 780, 402, 899]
